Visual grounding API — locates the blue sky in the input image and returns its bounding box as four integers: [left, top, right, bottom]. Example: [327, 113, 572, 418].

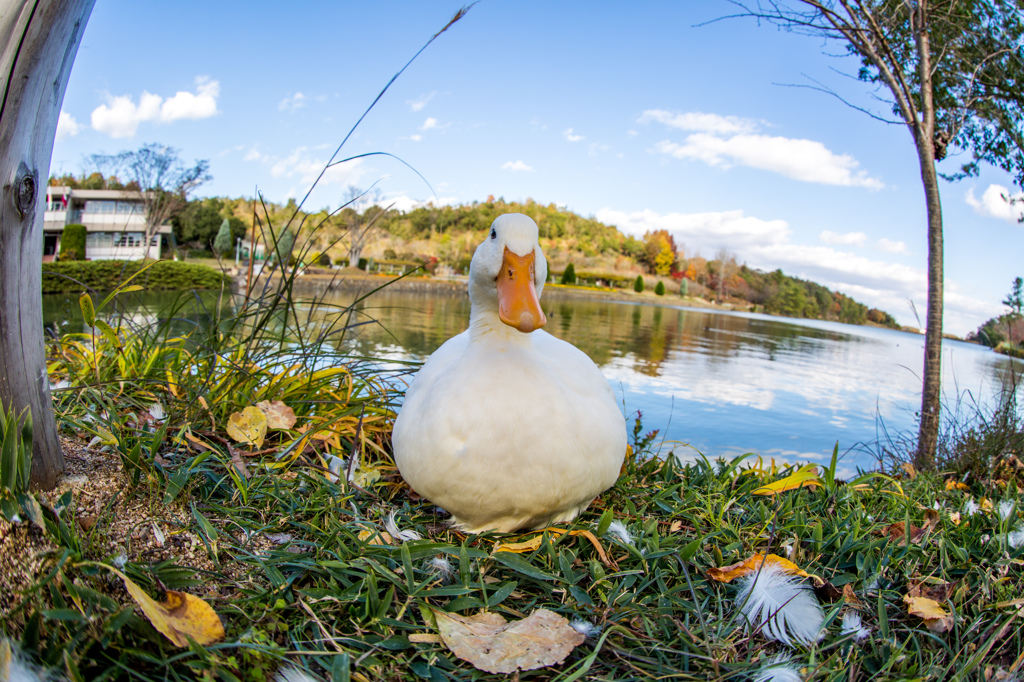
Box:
[50, 1, 1024, 335]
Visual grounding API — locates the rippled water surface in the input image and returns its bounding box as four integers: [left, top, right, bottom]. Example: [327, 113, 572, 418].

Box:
[44, 286, 1023, 475]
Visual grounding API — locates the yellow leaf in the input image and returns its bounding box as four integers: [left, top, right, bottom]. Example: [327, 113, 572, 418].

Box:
[494, 536, 544, 554]
[945, 479, 970, 492]
[901, 462, 917, 479]
[949, 511, 962, 525]
[256, 400, 297, 430]
[752, 463, 823, 496]
[226, 406, 267, 448]
[357, 529, 393, 545]
[708, 553, 823, 586]
[104, 565, 224, 647]
[409, 633, 443, 644]
[432, 608, 585, 674]
[904, 594, 953, 633]
[980, 497, 995, 512]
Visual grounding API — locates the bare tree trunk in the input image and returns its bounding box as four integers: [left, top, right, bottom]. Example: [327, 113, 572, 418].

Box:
[913, 3, 943, 469]
[0, 0, 94, 489]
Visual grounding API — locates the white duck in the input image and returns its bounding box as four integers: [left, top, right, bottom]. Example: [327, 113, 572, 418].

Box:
[392, 213, 627, 533]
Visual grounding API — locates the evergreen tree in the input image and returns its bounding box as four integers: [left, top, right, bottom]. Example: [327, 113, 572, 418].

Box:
[1003, 277, 1024, 315]
[655, 281, 666, 296]
[561, 263, 577, 285]
[213, 219, 233, 256]
[634, 275, 645, 293]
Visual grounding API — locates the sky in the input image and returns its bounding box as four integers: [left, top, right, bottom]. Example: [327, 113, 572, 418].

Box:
[49, 1, 1024, 336]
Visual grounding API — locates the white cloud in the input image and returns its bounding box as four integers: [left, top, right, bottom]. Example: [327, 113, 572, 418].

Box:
[502, 160, 534, 172]
[91, 76, 219, 138]
[626, 129, 639, 137]
[278, 92, 306, 111]
[410, 134, 422, 142]
[640, 109, 760, 135]
[653, 134, 883, 189]
[268, 146, 365, 186]
[420, 117, 438, 131]
[877, 237, 907, 253]
[820, 230, 866, 246]
[407, 91, 436, 112]
[564, 127, 584, 142]
[56, 111, 82, 140]
[243, 147, 262, 162]
[589, 142, 609, 156]
[966, 184, 1024, 223]
[596, 207, 790, 250]
[641, 109, 882, 189]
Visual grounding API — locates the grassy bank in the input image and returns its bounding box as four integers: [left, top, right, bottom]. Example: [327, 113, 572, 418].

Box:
[42, 260, 231, 294]
[1, 287, 1022, 679]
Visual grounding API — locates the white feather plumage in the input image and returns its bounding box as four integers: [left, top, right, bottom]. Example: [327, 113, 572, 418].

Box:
[736, 564, 824, 647]
[385, 510, 423, 542]
[570, 619, 601, 638]
[274, 667, 322, 682]
[998, 500, 1016, 521]
[964, 499, 980, 516]
[840, 611, 871, 641]
[750, 653, 803, 682]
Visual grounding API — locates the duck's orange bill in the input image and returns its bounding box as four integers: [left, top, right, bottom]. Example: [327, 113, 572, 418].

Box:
[497, 246, 546, 333]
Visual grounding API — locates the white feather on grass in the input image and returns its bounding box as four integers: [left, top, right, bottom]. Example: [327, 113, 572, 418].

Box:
[1009, 527, 1024, 549]
[998, 500, 1017, 521]
[964, 499, 980, 516]
[385, 510, 423, 542]
[423, 555, 455, 581]
[749, 653, 803, 682]
[274, 667, 322, 682]
[604, 520, 634, 546]
[1, 638, 65, 682]
[736, 563, 824, 647]
[840, 611, 871, 641]
[570, 619, 601, 638]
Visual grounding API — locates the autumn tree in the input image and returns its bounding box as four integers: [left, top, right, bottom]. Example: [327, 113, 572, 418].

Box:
[641, 230, 679, 275]
[740, 0, 1024, 469]
[90, 143, 211, 259]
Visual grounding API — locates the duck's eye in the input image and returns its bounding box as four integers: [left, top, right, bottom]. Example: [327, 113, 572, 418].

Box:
[490, 229, 496, 240]
[507, 268, 513, 279]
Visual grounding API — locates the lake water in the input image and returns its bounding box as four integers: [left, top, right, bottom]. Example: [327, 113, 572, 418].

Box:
[43, 286, 1023, 477]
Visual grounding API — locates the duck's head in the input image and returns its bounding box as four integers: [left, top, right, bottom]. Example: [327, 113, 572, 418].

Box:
[468, 213, 548, 333]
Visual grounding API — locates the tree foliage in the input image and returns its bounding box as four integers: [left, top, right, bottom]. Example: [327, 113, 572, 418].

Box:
[89, 144, 211, 258]
[634, 275, 645, 293]
[58, 224, 86, 261]
[561, 263, 577, 285]
[213, 219, 233, 256]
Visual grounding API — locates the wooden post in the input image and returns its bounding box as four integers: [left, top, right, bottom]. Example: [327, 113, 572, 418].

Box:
[0, 0, 94, 489]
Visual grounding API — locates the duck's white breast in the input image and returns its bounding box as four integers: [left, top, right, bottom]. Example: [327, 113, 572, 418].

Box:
[392, 330, 626, 529]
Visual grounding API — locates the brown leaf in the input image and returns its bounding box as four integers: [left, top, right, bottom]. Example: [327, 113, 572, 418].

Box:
[409, 633, 443, 644]
[814, 580, 843, 603]
[228, 448, 250, 481]
[901, 462, 917, 479]
[842, 583, 863, 607]
[884, 512, 938, 546]
[907, 578, 955, 603]
[432, 608, 585, 674]
[226, 407, 267, 448]
[668, 520, 683, 533]
[256, 400, 297, 430]
[707, 553, 823, 586]
[107, 566, 224, 647]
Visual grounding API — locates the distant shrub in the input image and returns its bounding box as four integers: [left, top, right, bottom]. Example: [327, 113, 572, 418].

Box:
[42, 260, 230, 293]
[357, 258, 368, 270]
[317, 253, 331, 267]
[655, 281, 665, 296]
[634, 275, 644, 293]
[59, 224, 86, 261]
[561, 263, 577, 285]
[679, 278, 688, 296]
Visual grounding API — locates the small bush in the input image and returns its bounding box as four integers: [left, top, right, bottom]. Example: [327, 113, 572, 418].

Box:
[634, 275, 645, 293]
[317, 253, 332, 267]
[561, 263, 577, 285]
[42, 260, 231, 293]
[655, 281, 666, 296]
[59, 224, 86, 261]
[358, 258, 368, 270]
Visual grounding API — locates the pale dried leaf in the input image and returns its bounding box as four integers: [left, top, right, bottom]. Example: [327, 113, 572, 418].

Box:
[708, 553, 822, 586]
[432, 608, 585, 674]
[904, 594, 953, 633]
[226, 407, 267, 448]
[257, 400, 297, 430]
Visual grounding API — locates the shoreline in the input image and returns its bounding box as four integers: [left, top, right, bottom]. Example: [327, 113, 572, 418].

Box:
[238, 270, 936, 337]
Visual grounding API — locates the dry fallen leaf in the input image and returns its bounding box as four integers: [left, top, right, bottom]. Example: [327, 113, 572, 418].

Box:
[226, 407, 268, 448]
[668, 520, 683, 533]
[357, 529, 393, 545]
[752, 463, 823, 496]
[432, 608, 584, 674]
[256, 400, 297, 430]
[104, 565, 224, 647]
[907, 578, 955, 603]
[950, 511, 962, 525]
[884, 511, 939, 546]
[708, 553, 823, 586]
[492, 527, 617, 569]
[904, 594, 953, 633]
[945, 479, 970, 492]
[901, 462, 918, 479]
[842, 583, 863, 607]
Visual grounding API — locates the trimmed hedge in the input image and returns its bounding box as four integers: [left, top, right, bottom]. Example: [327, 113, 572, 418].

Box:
[634, 275, 645, 293]
[42, 260, 231, 293]
[655, 280, 666, 296]
[59, 224, 86, 261]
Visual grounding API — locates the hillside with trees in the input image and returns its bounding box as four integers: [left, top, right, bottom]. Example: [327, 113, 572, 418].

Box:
[47, 174, 899, 329]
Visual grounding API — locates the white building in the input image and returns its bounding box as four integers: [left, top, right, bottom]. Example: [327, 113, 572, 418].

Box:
[43, 186, 174, 261]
